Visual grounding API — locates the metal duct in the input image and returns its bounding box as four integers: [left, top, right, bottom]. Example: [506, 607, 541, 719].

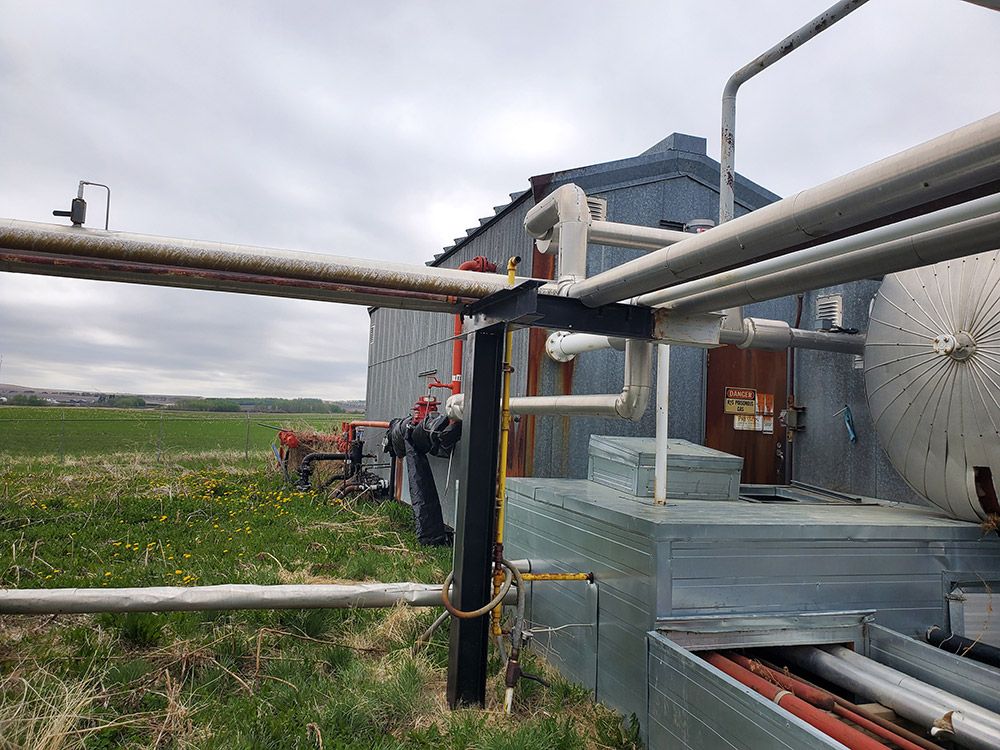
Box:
[569, 112, 1000, 307]
[865, 250, 1000, 522]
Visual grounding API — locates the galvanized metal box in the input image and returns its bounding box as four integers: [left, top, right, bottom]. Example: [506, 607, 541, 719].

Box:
[588, 435, 743, 501]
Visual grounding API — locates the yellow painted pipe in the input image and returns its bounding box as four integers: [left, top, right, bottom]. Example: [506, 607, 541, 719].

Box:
[521, 573, 593, 582]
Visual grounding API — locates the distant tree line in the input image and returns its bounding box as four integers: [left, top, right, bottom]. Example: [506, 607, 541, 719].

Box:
[169, 397, 358, 413]
[5, 394, 49, 406]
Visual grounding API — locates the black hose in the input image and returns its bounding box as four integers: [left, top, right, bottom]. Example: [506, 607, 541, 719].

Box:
[296, 452, 348, 491]
[926, 625, 1000, 669]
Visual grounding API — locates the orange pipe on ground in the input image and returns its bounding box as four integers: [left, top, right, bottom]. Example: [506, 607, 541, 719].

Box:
[704, 653, 887, 750]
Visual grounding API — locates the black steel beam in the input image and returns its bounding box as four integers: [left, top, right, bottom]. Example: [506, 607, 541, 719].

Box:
[447, 323, 505, 708]
[465, 281, 654, 340]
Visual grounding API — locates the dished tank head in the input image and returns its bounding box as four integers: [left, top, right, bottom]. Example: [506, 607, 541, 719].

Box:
[864, 251, 1000, 522]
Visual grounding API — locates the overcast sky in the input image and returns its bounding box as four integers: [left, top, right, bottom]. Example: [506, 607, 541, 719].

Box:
[1, 1, 997, 400]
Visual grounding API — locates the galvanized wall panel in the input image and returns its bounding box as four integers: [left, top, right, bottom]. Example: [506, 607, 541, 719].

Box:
[647, 632, 843, 750]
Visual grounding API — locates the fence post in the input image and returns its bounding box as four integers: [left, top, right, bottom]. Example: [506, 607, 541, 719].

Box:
[59, 410, 66, 463]
[244, 411, 251, 460]
[157, 412, 164, 463]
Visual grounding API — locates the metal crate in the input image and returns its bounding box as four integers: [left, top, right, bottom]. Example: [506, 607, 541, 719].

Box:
[588, 435, 743, 501]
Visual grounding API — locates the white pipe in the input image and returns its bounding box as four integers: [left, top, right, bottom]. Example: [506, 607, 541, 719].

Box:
[719, 318, 866, 355]
[569, 112, 1000, 307]
[783, 646, 1000, 750]
[447, 339, 654, 421]
[510, 339, 652, 420]
[0, 582, 519, 615]
[544, 331, 625, 362]
[523, 184, 590, 287]
[654, 344, 670, 504]
[588, 221, 690, 252]
[639, 193, 1000, 308]
[656, 209, 1000, 315]
[0, 219, 551, 313]
[719, 0, 872, 224]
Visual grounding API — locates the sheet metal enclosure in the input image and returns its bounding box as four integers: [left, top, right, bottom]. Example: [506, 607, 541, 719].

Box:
[588, 435, 743, 501]
[504, 476, 1000, 738]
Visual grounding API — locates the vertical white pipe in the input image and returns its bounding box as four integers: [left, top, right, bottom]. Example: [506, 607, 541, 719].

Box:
[654, 344, 670, 504]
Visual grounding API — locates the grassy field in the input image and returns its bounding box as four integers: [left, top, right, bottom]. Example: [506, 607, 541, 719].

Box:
[0, 440, 641, 747]
[0, 407, 354, 457]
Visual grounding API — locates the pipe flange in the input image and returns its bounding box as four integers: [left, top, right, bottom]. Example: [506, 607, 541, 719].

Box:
[932, 331, 976, 361]
[545, 330, 576, 362]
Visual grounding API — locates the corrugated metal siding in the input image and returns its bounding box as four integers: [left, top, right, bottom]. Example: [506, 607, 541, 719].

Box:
[365, 196, 534, 522]
[793, 281, 927, 506]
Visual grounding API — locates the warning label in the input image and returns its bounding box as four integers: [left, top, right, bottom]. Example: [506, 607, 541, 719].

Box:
[724, 387, 757, 415]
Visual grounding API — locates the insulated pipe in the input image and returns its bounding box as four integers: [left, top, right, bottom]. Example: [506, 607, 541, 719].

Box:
[0, 582, 516, 615]
[925, 626, 1000, 669]
[703, 653, 888, 750]
[654, 344, 670, 504]
[570, 112, 1000, 307]
[0, 250, 475, 314]
[523, 184, 590, 286]
[640, 192, 1000, 308]
[828, 645, 1000, 734]
[783, 646, 1000, 750]
[719, 319, 866, 355]
[508, 339, 653, 421]
[588, 221, 690, 252]
[719, 0, 871, 224]
[0, 220, 547, 309]
[544, 331, 625, 363]
[659, 209, 1000, 316]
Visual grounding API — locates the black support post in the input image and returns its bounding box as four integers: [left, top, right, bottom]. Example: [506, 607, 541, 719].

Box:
[447, 323, 505, 708]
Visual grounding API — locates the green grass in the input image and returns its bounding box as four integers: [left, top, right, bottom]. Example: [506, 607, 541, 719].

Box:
[0, 449, 642, 749]
[0, 406, 352, 457]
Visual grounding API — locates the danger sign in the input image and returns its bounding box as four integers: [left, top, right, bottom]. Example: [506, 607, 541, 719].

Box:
[724, 387, 757, 415]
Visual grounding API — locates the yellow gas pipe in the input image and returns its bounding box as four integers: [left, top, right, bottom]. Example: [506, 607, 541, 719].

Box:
[490, 256, 519, 640]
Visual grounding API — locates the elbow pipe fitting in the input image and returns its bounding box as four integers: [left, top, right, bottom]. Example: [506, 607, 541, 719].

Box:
[524, 184, 591, 286]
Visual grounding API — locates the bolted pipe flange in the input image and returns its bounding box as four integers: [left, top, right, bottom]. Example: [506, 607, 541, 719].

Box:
[932, 331, 976, 361]
[545, 330, 576, 362]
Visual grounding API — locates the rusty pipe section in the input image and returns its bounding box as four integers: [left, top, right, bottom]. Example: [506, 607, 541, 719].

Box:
[0, 219, 548, 310]
[571, 111, 1000, 307]
[719, 0, 871, 224]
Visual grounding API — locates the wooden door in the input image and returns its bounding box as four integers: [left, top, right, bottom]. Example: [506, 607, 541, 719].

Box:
[705, 346, 787, 485]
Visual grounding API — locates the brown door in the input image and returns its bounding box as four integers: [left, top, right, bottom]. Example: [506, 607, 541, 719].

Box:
[705, 346, 787, 485]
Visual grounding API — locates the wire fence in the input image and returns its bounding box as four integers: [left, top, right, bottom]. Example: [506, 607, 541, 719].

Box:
[0, 409, 353, 461]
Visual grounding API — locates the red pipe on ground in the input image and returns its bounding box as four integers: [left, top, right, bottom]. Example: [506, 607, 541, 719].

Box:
[704, 653, 887, 750]
[729, 654, 933, 750]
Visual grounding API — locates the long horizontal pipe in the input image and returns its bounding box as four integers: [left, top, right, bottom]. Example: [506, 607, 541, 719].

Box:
[661, 209, 1000, 315]
[0, 581, 520, 615]
[783, 646, 1000, 750]
[0, 250, 476, 313]
[641, 192, 1000, 308]
[588, 221, 690, 251]
[926, 626, 1000, 669]
[0, 219, 550, 309]
[570, 111, 1000, 306]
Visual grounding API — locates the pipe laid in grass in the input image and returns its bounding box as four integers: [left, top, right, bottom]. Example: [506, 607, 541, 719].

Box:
[0, 582, 516, 615]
